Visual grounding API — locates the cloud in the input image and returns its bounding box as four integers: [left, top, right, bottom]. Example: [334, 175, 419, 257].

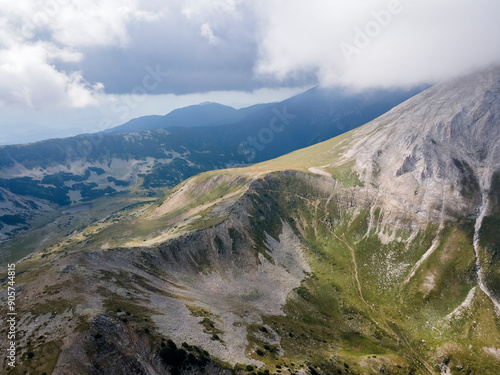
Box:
[253, 0, 500, 89]
[182, 0, 248, 48]
[1, 0, 499, 112]
[0, 36, 103, 108]
[181, 0, 243, 22]
[46, 1, 163, 48]
[200, 23, 221, 46]
[10, 0, 162, 47]
[76, 0, 262, 95]
[0, 0, 163, 109]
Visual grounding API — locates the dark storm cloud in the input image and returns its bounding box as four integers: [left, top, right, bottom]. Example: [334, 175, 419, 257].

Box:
[74, 12, 263, 95]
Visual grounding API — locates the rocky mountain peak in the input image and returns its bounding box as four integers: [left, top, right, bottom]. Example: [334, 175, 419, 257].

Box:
[344, 66, 500, 222]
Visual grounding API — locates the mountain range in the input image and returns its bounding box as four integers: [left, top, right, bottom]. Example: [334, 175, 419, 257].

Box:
[0, 85, 421, 246]
[102, 102, 273, 134]
[0, 67, 499, 374]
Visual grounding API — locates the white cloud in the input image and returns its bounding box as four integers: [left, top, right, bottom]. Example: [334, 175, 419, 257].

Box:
[0, 0, 164, 109]
[182, 0, 242, 21]
[47, 1, 163, 48]
[253, 0, 500, 88]
[200, 23, 221, 46]
[182, 0, 247, 46]
[0, 36, 102, 108]
[9, 0, 162, 47]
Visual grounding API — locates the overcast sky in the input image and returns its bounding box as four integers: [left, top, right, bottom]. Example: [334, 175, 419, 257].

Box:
[1, 0, 499, 144]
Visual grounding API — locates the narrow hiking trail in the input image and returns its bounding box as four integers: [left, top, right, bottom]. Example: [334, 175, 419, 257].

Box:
[320, 218, 370, 310]
[319, 216, 435, 374]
